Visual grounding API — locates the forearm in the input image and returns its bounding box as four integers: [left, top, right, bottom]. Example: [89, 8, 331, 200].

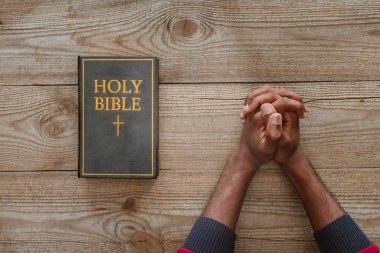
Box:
[281, 148, 344, 231]
[202, 143, 258, 230]
[279, 149, 378, 253]
[180, 143, 258, 253]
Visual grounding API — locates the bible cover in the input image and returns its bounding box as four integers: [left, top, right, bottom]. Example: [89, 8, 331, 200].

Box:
[78, 56, 158, 178]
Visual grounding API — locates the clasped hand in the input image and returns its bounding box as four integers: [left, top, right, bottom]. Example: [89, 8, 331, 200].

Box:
[238, 85, 307, 172]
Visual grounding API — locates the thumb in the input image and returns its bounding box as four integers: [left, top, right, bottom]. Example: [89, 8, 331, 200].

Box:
[265, 113, 283, 143]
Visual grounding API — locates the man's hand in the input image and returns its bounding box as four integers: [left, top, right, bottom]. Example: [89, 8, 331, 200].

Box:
[274, 111, 303, 166]
[239, 85, 307, 170]
[240, 86, 345, 232]
[182, 86, 375, 253]
[237, 108, 283, 172]
[240, 85, 307, 121]
[200, 86, 306, 231]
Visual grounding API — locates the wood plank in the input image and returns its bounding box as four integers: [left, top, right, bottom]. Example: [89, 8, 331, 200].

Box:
[0, 169, 378, 252]
[2, 1, 380, 85]
[1, 82, 379, 251]
[0, 82, 379, 172]
[0, 86, 77, 172]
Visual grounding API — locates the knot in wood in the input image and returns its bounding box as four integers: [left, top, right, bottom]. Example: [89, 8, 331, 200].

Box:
[122, 198, 136, 211]
[172, 18, 198, 38]
[40, 116, 67, 138]
[39, 97, 77, 139]
[167, 16, 212, 45]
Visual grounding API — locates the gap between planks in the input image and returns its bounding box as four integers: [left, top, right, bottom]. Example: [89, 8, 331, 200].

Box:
[3, 79, 380, 87]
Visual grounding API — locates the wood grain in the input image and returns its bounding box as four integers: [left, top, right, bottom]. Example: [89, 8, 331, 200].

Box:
[0, 82, 379, 251]
[0, 169, 378, 252]
[0, 86, 77, 172]
[1, 1, 380, 252]
[1, 0, 380, 85]
[1, 82, 379, 172]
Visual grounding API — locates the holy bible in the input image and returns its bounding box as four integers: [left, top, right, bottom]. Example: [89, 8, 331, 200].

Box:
[78, 56, 158, 178]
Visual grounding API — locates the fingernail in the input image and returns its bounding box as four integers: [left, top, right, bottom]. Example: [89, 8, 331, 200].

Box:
[305, 104, 309, 112]
[240, 111, 244, 118]
[243, 104, 248, 112]
[272, 115, 281, 125]
[261, 104, 273, 116]
[241, 118, 246, 124]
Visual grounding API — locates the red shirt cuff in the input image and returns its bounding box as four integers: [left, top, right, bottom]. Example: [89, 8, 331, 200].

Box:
[178, 244, 379, 253]
[358, 245, 380, 253]
[177, 248, 195, 253]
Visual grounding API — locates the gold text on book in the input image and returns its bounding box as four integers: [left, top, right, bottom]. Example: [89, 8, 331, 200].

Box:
[93, 79, 142, 111]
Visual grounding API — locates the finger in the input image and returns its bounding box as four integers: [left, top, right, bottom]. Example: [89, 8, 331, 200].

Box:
[241, 91, 281, 119]
[276, 88, 308, 114]
[282, 111, 299, 130]
[280, 112, 299, 148]
[276, 88, 304, 106]
[246, 86, 304, 106]
[271, 97, 305, 118]
[244, 85, 273, 105]
[241, 86, 308, 119]
[260, 103, 277, 125]
[262, 113, 283, 148]
[242, 86, 273, 118]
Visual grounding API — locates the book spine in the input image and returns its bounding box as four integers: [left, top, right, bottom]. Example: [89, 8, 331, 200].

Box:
[78, 56, 82, 178]
[155, 57, 159, 178]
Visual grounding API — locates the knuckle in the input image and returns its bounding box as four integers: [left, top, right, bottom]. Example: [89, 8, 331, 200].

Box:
[262, 85, 272, 92]
[271, 131, 282, 140]
[260, 102, 270, 109]
[282, 137, 292, 146]
[252, 112, 262, 121]
[281, 96, 290, 102]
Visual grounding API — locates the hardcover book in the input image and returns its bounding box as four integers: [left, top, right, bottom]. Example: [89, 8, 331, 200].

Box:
[78, 56, 158, 178]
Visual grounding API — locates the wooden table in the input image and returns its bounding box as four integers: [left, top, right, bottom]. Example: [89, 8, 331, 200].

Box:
[0, 1, 379, 252]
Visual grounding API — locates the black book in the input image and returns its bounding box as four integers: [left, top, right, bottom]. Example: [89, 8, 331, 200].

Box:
[78, 56, 158, 178]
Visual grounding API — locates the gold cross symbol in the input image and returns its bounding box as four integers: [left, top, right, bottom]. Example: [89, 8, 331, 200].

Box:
[112, 114, 124, 137]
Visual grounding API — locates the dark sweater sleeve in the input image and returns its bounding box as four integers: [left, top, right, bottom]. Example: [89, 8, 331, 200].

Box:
[183, 216, 236, 253]
[314, 214, 374, 253]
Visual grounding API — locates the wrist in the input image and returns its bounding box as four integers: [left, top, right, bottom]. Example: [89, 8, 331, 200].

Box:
[229, 142, 261, 178]
[279, 147, 309, 176]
